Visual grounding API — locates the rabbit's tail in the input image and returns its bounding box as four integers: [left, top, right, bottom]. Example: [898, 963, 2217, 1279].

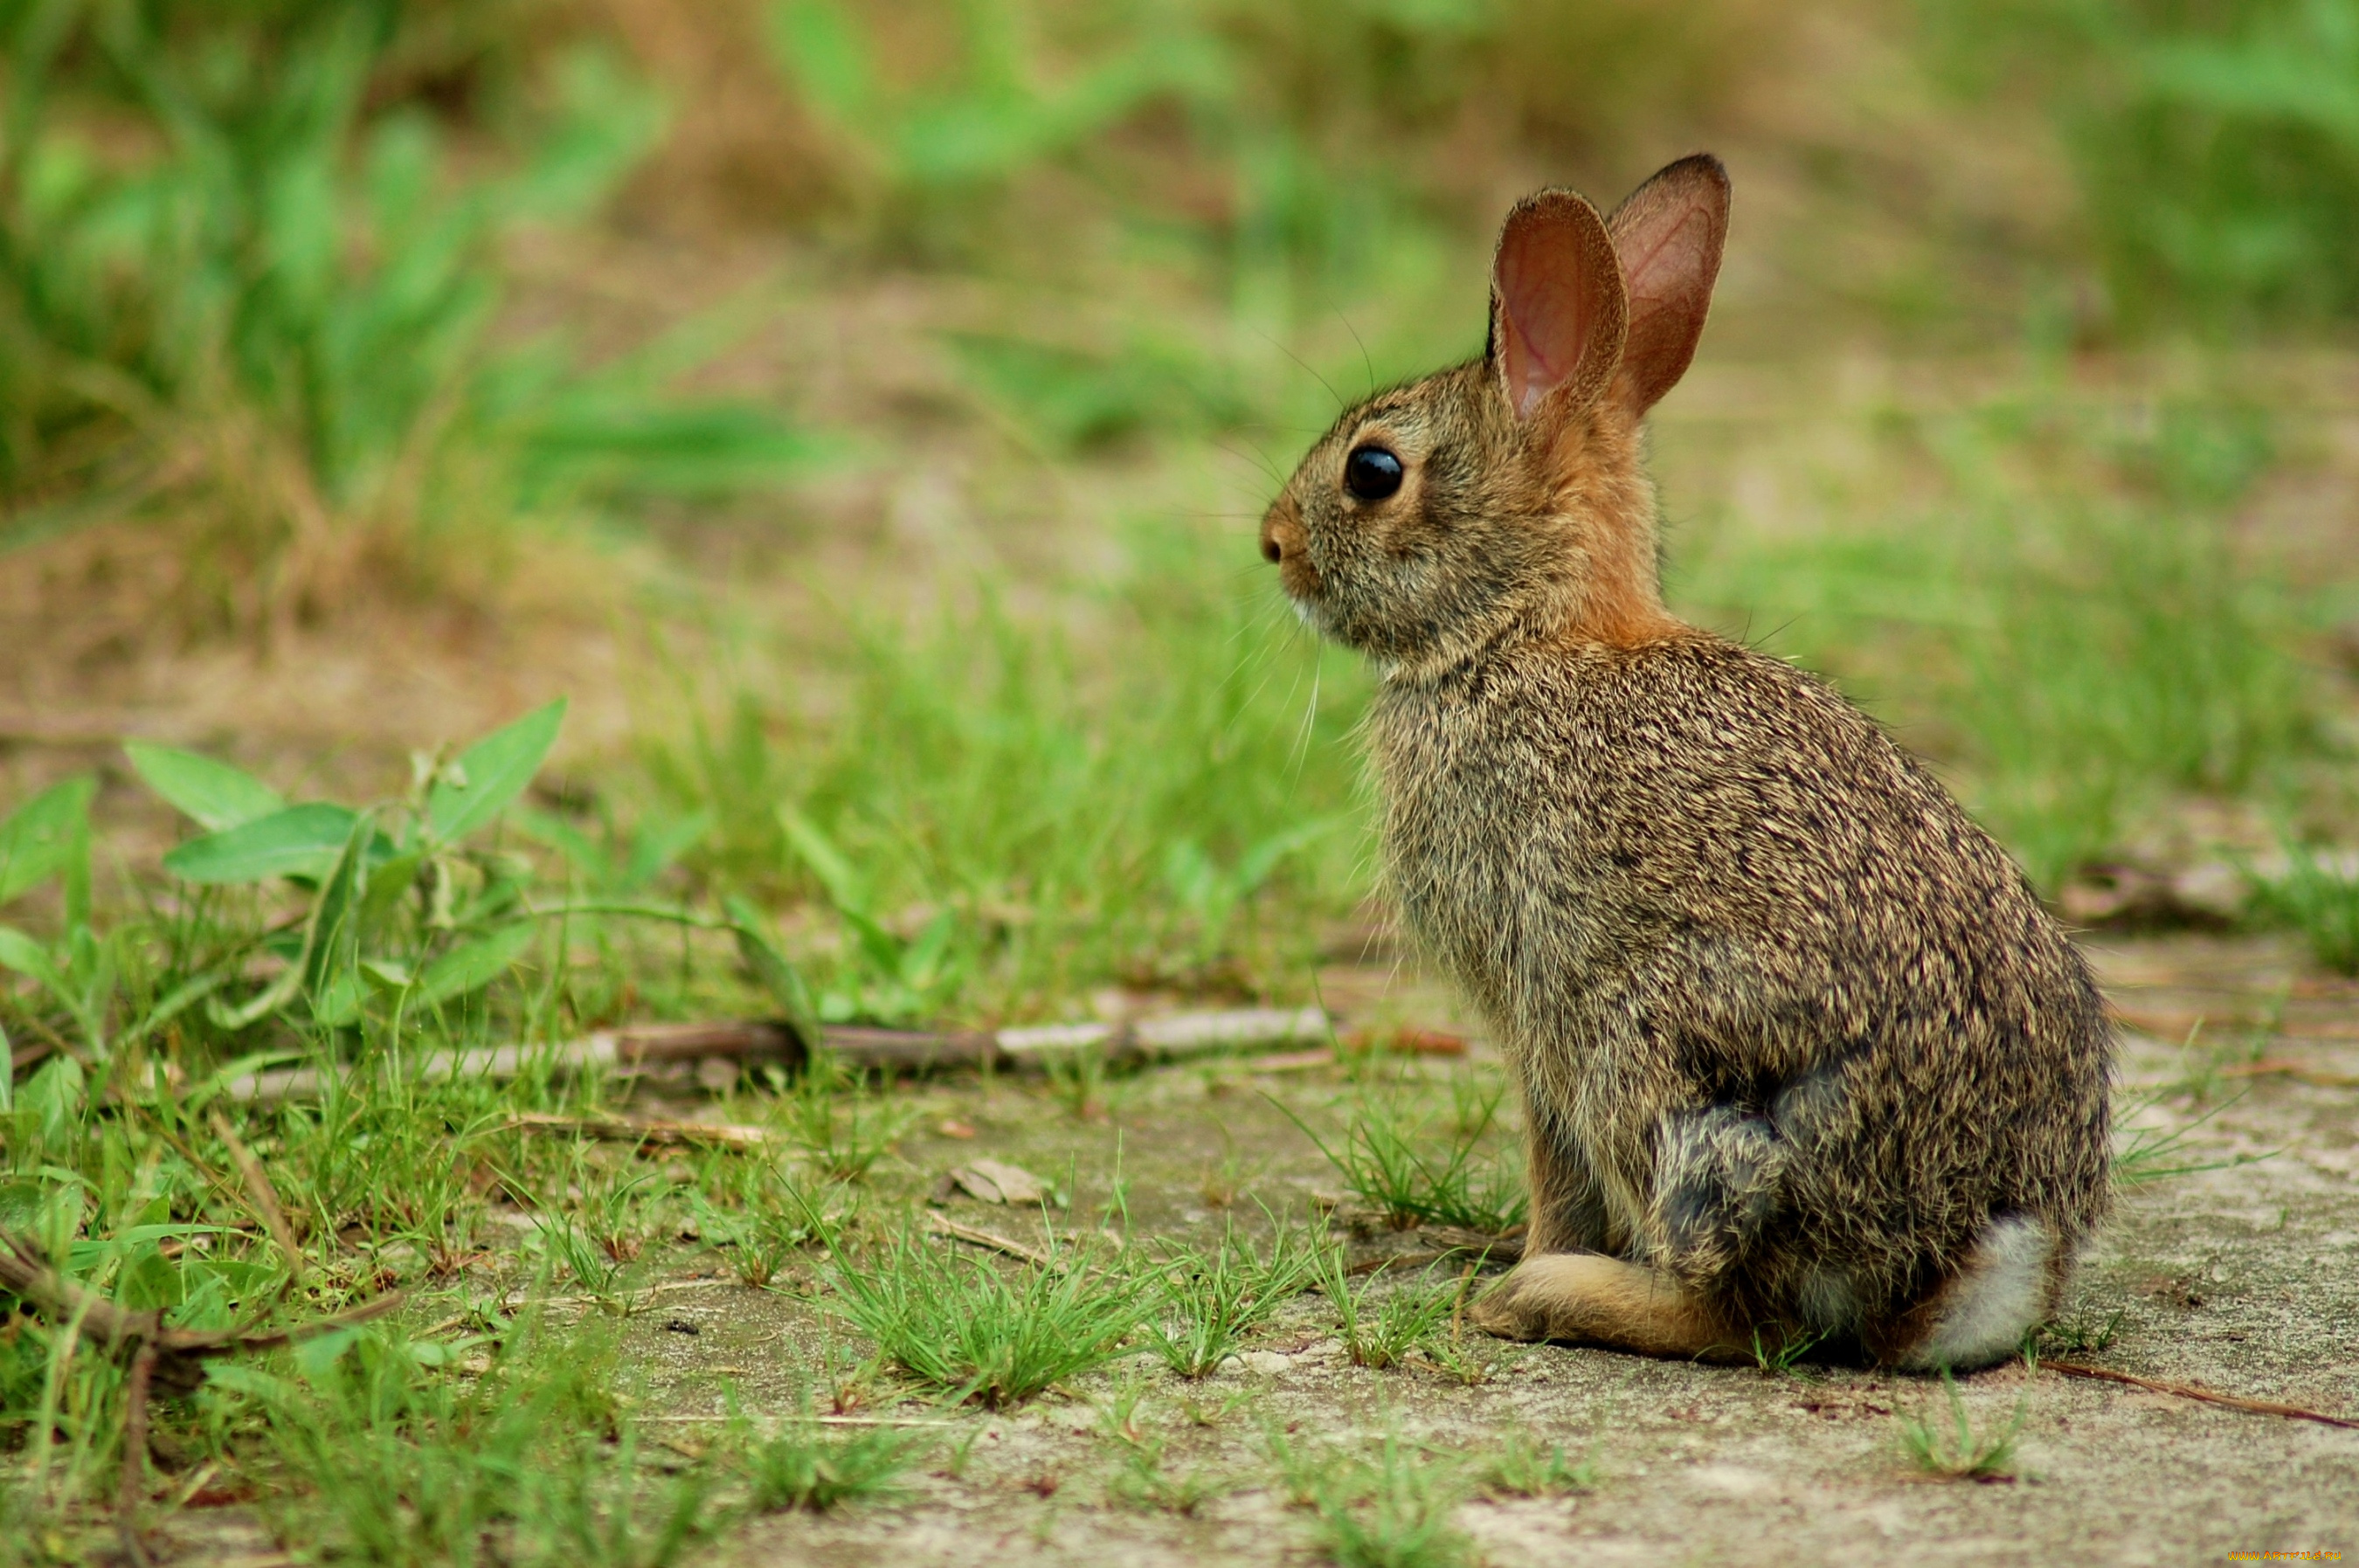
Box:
[1892, 1213, 2059, 1371]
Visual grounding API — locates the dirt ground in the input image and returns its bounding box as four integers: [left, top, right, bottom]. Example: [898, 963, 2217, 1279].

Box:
[142, 932, 2359, 1568]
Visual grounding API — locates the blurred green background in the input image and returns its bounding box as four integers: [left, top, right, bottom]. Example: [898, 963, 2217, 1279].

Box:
[3, 0, 2359, 1018]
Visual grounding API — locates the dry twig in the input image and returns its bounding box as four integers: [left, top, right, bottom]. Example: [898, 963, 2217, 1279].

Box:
[2215, 1059, 2359, 1089]
[2044, 1358, 2358, 1428]
[920, 1211, 1055, 1268]
[499, 1111, 779, 1150]
[221, 1008, 1332, 1102]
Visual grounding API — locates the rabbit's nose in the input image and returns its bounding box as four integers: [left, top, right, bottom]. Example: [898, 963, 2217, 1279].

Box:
[1260, 505, 1303, 564]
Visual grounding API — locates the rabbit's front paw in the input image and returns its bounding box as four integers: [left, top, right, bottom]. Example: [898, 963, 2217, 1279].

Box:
[1468, 1254, 1605, 1341]
[1468, 1253, 1736, 1359]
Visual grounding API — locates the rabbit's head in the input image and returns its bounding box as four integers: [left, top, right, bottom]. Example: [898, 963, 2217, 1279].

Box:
[1261, 155, 1730, 669]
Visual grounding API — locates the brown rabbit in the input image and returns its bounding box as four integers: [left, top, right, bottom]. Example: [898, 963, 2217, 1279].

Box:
[1259, 155, 2111, 1369]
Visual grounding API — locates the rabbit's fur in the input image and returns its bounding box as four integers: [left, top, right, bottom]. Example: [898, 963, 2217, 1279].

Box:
[1259, 155, 2111, 1369]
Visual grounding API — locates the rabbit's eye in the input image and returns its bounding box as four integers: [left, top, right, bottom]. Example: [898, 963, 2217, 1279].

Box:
[1345, 446, 1404, 501]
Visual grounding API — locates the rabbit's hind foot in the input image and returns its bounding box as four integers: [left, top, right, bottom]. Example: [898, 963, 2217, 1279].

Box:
[1893, 1214, 2054, 1372]
[1467, 1252, 1747, 1361]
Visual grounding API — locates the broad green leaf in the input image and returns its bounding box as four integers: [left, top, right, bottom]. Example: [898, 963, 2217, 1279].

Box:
[360, 957, 413, 991]
[301, 815, 374, 998]
[23, 1054, 84, 1144]
[415, 923, 535, 1008]
[163, 804, 360, 885]
[357, 851, 424, 937]
[425, 699, 566, 847]
[312, 974, 364, 1029]
[124, 743, 287, 832]
[0, 924, 66, 998]
[777, 805, 866, 914]
[725, 895, 819, 1048]
[511, 805, 613, 885]
[0, 776, 94, 906]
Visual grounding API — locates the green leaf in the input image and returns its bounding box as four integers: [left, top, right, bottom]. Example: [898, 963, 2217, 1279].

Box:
[163, 804, 361, 885]
[357, 851, 424, 938]
[416, 923, 534, 1008]
[0, 776, 94, 906]
[426, 699, 566, 847]
[360, 957, 414, 991]
[725, 895, 820, 1049]
[766, 0, 878, 127]
[777, 805, 866, 915]
[123, 743, 287, 832]
[0, 924, 67, 999]
[301, 815, 374, 1000]
[312, 974, 364, 1030]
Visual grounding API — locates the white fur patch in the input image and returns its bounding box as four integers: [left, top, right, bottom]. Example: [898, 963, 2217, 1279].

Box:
[1901, 1214, 2051, 1371]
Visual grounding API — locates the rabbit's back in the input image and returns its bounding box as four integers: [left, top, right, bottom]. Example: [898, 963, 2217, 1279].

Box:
[1371, 632, 2113, 1346]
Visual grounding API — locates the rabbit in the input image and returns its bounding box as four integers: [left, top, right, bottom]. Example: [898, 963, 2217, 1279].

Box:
[1257, 154, 2112, 1370]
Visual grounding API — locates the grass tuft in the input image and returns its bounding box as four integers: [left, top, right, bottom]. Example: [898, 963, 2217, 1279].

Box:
[1145, 1217, 1323, 1379]
[1270, 1421, 1474, 1568]
[1311, 1241, 1461, 1373]
[824, 1223, 1151, 1408]
[741, 1420, 918, 1512]
[1896, 1369, 2028, 1482]
[1286, 1076, 1525, 1236]
[1476, 1433, 1597, 1499]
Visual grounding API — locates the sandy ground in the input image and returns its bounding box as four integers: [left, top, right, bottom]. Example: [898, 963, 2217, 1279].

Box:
[142, 933, 2359, 1568]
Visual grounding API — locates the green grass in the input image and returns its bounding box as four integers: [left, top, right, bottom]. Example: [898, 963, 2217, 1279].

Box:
[0, 2, 806, 623]
[2249, 843, 2359, 974]
[640, 527, 1374, 1021]
[1896, 1369, 2029, 1482]
[1475, 1433, 1596, 1499]
[738, 1417, 919, 1512]
[1310, 1241, 1463, 1374]
[821, 1222, 1153, 1408]
[1927, 0, 2359, 330]
[1269, 1421, 1474, 1568]
[1290, 1073, 1525, 1236]
[1145, 1217, 1324, 1378]
[1675, 380, 2327, 894]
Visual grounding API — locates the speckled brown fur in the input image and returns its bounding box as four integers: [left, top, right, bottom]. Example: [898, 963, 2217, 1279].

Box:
[1259, 155, 2112, 1368]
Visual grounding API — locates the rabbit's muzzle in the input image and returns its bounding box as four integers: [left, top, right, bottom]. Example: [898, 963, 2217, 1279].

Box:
[1259, 496, 1322, 606]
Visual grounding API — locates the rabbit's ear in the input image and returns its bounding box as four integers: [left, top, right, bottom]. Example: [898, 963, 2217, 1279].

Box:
[1605, 154, 1730, 417]
[1490, 190, 1629, 424]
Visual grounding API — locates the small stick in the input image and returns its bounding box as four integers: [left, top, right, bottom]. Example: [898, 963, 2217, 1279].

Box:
[500, 1112, 778, 1150]
[501, 1278, 733, 1313]
[638, 1412, 964, 1428]
[2044, 1359, 2359, 1429]
[222, 1008, 1333, 1102]
[921, 1211, 1054, 1268]
[2215, 1059, 2359, 1088]
[116, 1340, 158, 1565]
[210, 1111, 306, 1288]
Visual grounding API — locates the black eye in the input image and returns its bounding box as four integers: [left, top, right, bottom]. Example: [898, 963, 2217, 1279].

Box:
[1345, 445, 1403, 501]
